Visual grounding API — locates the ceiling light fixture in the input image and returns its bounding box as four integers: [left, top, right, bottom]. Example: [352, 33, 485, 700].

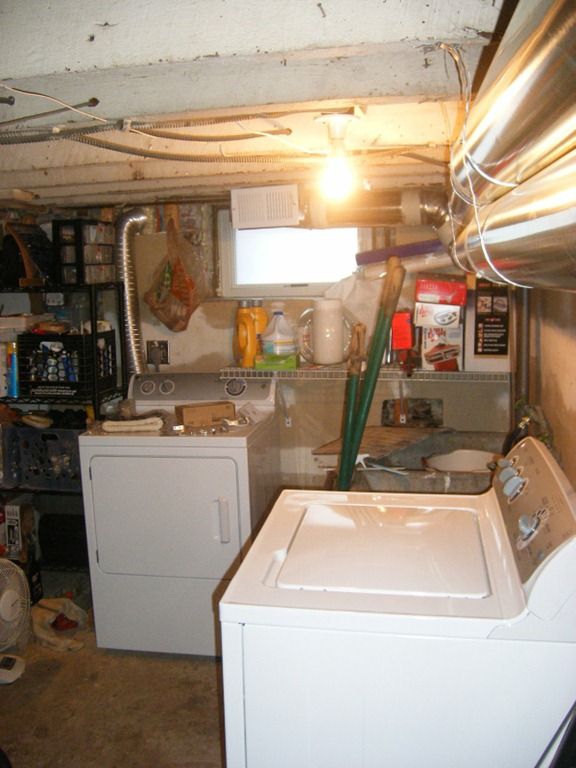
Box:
[316, 112, 359, 202]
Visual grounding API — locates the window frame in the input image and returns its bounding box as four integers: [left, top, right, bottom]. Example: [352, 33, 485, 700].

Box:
[217, 209, 372, 298]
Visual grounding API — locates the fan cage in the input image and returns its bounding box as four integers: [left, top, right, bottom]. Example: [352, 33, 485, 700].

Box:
[0, 559, 31, 652]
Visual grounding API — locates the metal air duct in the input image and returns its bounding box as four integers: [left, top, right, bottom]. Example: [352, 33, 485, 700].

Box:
[451, 0, 576, 216]
[115, 208, 148, 376]
[453, 149, 576, 290]
[449, 0, 576, 290]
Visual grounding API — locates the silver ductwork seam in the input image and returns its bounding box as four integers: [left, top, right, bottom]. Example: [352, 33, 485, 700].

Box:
[449, 0, 576, 290]
[115, 208, 148, 376]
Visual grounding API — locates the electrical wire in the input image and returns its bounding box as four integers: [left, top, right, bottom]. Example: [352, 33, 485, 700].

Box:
[440, 42, 528, 288]
[0, 83, 109, 124]
[129, 125, 292, 142]
[72, 132, 321, 163]
[0, 98, 100, 129]
[0, 81, 450, 173]
[234, 121, 324, 154]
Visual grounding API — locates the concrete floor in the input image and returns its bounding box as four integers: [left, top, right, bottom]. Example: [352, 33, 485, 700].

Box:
[1, 572, 225, 768]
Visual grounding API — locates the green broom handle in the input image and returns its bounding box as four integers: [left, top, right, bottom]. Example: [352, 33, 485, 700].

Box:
[341, 261, 405, 488]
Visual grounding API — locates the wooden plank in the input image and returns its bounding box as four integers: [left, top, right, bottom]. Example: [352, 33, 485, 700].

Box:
[313, 426, 441, 457]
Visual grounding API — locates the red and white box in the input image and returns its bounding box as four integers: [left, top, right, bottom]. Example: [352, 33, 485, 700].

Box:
[415, 276, 467, 306]
[414, 302, 462, 328]
[421, 327, 464, 371]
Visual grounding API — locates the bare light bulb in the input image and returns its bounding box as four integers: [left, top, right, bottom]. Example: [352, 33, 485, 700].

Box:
[319, 154, 356, 201]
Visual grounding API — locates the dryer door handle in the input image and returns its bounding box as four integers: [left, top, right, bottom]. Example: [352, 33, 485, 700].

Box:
[217, 497, 231, 544]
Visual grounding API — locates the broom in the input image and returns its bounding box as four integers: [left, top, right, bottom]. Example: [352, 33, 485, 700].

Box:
[337, 256, 406, 490]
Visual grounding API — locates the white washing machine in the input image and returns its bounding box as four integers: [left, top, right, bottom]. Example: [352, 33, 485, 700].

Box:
[220, 437, 576, 767]
[80, 372, 280, 656]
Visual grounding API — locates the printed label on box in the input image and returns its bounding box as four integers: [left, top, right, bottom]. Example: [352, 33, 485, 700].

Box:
[414, 303, 461, 328]
[415, 276, 467, 306]
[5, 504, 22, 559]
[422, 327, 464, 372]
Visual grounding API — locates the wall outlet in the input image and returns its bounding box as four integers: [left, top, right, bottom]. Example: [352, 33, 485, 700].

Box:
[146, 340, 169, 365]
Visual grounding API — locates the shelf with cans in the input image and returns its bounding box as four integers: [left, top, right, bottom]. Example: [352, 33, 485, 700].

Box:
[0, 283, 128, 418]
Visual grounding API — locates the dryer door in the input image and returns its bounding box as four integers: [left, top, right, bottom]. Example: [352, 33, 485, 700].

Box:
[88, 453, 241, 579]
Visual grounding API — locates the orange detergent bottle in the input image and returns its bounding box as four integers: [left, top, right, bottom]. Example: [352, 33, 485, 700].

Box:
[236, 300, 257, 368]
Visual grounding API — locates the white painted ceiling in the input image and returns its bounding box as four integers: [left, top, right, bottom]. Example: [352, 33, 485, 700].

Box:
[0, 0, 518, 209]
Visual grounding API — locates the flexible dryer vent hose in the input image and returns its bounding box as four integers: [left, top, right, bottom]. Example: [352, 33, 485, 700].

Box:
[115, 208, 148, 376]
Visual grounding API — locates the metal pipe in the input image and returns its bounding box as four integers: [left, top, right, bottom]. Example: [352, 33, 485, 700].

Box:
[452, 148, 576, 291]
[360, 251, 456, 279]
[451, 0, 576, 220]
[115, 208, 148, 376]
[516, 288, 531, 408]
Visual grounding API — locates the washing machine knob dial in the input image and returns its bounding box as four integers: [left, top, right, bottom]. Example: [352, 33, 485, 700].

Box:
[499, 466, 517, 483]
[518, 513, 540, 538]
[503, 474, 526, 500]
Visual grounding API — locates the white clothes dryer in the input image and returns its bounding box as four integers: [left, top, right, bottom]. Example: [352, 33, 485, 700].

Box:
[80, 372, 280, 656]
[220, 437, 576, 767]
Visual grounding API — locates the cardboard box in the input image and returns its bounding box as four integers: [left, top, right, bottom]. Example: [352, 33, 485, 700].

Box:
[414, 302, 462, 328]
[2, 498, 35, 561]
[1, 496, 43, 604]
[254, 354, 299, 371]
[415, 276, 467, 306]
[422, 327, 464, 371]
[391, 311, 413, 350]
[175, 401, 236, 427]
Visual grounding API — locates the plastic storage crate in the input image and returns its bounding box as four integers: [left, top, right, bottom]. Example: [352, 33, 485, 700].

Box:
[17, 331, 117, 400]
[17, 427, 82, 492]
[53, 219, 116, 285]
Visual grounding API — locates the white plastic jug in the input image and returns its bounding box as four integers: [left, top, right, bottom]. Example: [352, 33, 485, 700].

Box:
[299, 299, 351, 365]
[261, 310, 297, 357]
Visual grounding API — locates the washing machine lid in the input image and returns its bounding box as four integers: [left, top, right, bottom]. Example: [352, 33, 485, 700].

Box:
[276, 501, 490, 598]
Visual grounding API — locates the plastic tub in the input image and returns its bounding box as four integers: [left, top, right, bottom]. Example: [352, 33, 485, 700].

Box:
[423, 449, 500, 473]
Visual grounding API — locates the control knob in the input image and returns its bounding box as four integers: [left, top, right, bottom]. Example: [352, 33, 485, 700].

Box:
[159, 379, 175, 396]
[518, 513, 540, 538]
[140, 379, 156, 395]
[499, 466, 517, 483]
[502, 474, 526, 500]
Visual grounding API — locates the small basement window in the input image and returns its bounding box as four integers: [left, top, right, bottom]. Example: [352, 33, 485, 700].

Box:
[217, 209, 368, 298]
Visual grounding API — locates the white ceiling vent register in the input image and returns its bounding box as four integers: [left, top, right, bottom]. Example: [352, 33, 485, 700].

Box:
[231, 185, 300, 229]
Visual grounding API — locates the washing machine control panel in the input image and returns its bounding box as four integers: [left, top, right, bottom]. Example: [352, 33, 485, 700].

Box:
[495, 438, 576, 583]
